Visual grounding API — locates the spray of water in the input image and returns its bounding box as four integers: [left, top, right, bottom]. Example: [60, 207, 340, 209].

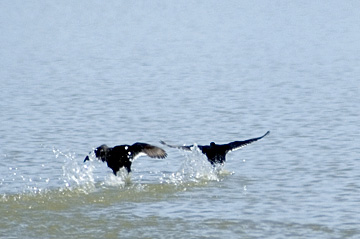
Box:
[161, 144, 224, 186]
[56, 148, 97, 193]
[1, 144, 233, 203]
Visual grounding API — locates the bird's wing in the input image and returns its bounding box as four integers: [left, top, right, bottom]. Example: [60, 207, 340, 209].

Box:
[131, 143, 167, 159]
[225, 131, 270, 153]
[159, 140, 193, 151]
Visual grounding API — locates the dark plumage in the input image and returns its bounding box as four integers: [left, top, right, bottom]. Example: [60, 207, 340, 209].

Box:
[160, 131, 270, 165]
[84, 143, 167, 175]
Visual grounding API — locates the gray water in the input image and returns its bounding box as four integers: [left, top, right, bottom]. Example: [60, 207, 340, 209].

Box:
[1, 1, 360, 238]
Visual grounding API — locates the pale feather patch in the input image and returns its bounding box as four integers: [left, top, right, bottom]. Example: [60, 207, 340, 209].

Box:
[132, 152, 147, 161]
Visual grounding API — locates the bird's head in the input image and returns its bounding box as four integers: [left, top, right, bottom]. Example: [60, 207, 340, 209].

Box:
[94, 144, 110, 162]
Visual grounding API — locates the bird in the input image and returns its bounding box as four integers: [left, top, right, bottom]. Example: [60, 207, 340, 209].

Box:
[160, 131, 269, 166]
[84, 143, 167, 175]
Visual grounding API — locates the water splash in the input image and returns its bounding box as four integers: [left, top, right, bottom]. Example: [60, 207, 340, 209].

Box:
[1, 144, 233, 203]
[52, 148, 96, 193]
[100, 169, 130, 188]
[161, 144, 224, 185]
[59, 148, 137, 191]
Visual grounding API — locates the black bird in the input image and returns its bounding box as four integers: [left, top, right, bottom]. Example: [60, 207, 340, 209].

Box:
[160, 131, 269, 166]
[84, 143, 167, 175]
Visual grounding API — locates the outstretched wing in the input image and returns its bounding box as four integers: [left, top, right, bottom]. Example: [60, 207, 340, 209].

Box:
[159, 140, 193, 151]
[225, 131, 270, 153]
[131, 143, 167, 159]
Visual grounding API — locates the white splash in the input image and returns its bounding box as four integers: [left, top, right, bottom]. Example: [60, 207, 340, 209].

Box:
[56, 148, 96, 192]
[164, 144, 221, 185]
[101, 169, 129, 188]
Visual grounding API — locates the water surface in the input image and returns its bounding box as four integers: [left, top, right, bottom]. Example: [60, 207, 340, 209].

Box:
[1, 1, 360, 238]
